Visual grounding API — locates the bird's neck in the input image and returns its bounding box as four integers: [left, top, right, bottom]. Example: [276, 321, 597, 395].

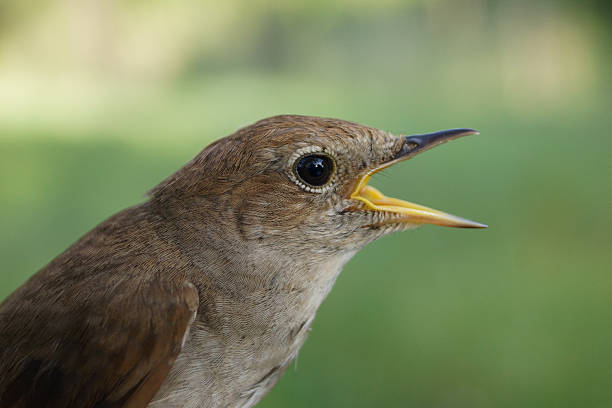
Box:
[147, 199, 358, 404]
[158, 201, 357, 334]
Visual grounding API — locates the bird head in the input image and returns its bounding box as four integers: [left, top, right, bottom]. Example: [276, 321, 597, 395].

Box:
[151, 115, 486, 259]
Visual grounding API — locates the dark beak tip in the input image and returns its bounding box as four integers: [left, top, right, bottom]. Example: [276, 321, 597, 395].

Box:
[399, 127, 481, 159]
[454, 128, 480, 137]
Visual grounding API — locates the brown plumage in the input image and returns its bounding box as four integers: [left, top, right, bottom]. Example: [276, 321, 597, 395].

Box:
[0, 115, 485, 407]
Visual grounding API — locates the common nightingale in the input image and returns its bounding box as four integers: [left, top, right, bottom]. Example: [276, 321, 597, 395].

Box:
[0, 115, 486, 407]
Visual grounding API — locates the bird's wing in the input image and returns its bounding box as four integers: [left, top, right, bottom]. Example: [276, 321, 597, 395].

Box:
[0, 277, 199, 408]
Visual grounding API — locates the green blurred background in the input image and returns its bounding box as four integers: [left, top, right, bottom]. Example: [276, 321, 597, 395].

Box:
[1, 0, 611, 406]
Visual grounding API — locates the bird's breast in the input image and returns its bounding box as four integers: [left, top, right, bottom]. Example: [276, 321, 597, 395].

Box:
[149, 250, 357, 407]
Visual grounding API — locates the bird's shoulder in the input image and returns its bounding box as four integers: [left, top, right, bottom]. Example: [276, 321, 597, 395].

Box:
[0, 204, 199, 408]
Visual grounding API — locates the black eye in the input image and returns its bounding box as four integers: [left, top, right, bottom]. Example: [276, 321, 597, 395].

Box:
[295, 154, 335, 187]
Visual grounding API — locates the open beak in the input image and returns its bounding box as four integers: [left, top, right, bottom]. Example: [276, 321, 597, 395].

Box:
[350, 129, 487, 229]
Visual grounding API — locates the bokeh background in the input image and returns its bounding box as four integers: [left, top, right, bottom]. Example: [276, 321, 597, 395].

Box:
[1, 0, 611, 406]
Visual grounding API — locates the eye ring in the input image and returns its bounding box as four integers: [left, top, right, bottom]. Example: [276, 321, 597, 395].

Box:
[290, 151, 337, 193]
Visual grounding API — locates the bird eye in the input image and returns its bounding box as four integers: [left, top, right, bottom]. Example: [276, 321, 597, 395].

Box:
[295, 154, 335, 187]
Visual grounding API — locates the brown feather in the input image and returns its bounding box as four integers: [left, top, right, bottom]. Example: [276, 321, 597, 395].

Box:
[0, 204, 198, 407]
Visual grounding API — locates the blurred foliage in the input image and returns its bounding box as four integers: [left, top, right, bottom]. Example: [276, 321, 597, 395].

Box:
[1, 0, 611, 407]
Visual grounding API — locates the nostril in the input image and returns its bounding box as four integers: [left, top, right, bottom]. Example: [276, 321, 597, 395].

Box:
[399, 139, 420, 156]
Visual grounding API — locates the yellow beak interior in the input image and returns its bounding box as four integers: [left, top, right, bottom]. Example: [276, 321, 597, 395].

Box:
[351, 175, 487, 229]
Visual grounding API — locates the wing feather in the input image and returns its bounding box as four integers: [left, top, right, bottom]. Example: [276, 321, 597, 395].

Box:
[0, 277, 198, 408]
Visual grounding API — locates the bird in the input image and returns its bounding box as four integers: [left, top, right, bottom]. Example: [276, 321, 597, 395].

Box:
[0, 115, 486, 408]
